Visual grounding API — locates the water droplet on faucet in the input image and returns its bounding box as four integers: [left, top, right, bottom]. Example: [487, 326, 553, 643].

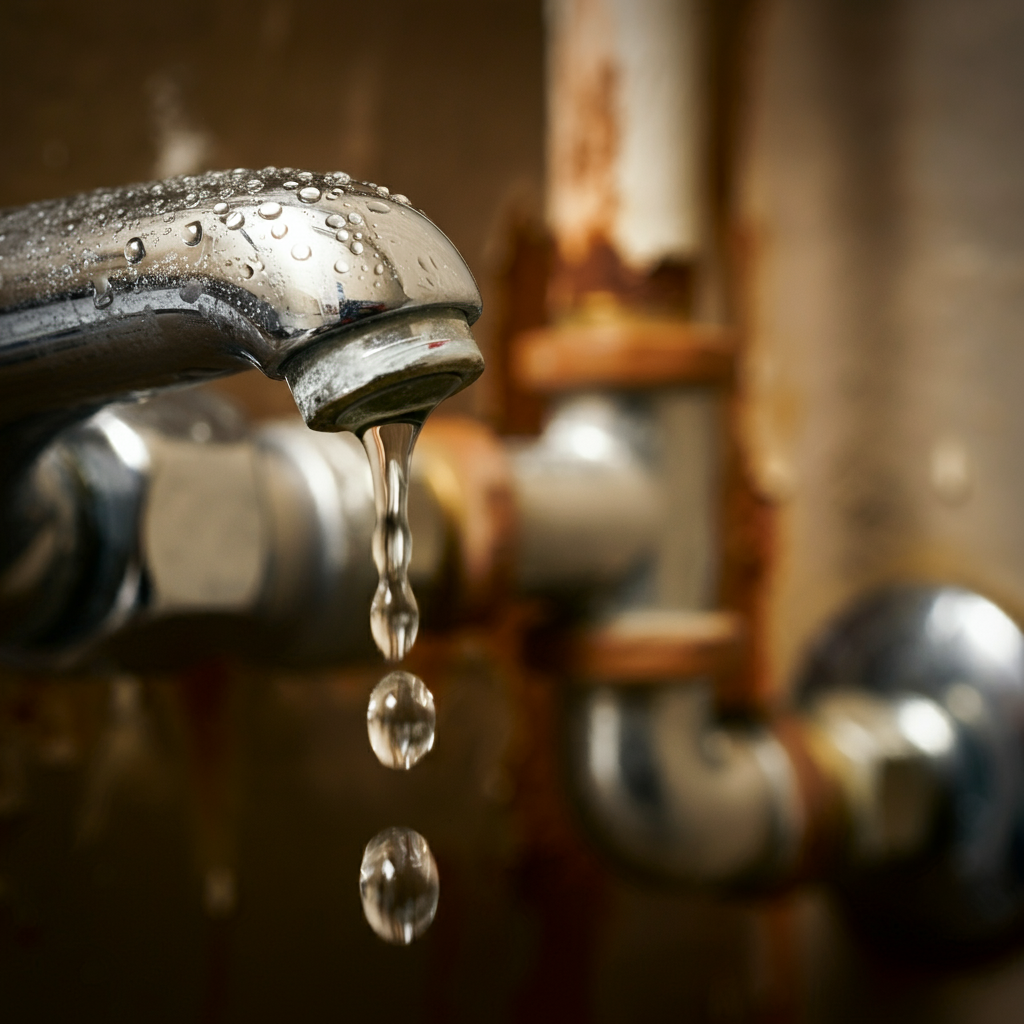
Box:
[359, 827, 439, 945]
[124, 237, 145, 263]
[225, 211, 245, 230]
[182, 221, 203, 246]
[367, 671, 435, 770]
[258, 201, 283, 220]
[298, 186, 322, 204]
[290, 243, 311, 261]
[92, 281, 113, 309]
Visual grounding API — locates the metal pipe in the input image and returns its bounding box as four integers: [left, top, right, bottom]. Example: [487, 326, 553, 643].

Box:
[567, 681, 803, 884]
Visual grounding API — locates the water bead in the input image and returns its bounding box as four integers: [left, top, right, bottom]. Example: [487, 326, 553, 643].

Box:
[359, 827, 439, 945]
[367, 671, 435, 770]
[124, 237, 145, 263]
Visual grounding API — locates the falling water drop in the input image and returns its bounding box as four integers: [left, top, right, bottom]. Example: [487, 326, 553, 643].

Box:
[182, 221, 203, 246]
[367, 671, 435, 770]
[362, 422, 420, 662]
[124, 237, 145, 263]
[359, 827, 439, 945]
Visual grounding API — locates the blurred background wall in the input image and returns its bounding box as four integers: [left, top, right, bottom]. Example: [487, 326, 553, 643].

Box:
[4, 0, 1024, 1021]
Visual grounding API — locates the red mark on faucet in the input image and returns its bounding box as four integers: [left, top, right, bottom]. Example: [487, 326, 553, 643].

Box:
[427, 339, 448, 349]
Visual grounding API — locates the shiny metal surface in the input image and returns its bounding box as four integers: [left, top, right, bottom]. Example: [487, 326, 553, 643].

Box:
[0, 167, 483, 431]
[566, 681, 802, 884]
[510, 394, 664, 595]
[0, 389, 674, 667]
[798, 584, 1024, 943]
[0, 392, 381, 666]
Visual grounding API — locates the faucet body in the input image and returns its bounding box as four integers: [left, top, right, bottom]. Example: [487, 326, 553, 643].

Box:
[0, 169, 484, 659]
[0, 168, 482, 439]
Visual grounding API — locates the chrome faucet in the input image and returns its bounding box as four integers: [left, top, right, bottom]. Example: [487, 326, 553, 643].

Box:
[0, 167, 482, 438]
[0, 168, 484, 662]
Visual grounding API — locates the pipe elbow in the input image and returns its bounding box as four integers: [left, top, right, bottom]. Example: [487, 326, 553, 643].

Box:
[565, 683, 802, 885]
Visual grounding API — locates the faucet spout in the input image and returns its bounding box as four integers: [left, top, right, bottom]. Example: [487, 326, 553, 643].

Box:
[0, 168, 483, 435]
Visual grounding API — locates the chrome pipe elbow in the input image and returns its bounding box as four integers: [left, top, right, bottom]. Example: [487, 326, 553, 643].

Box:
[565, 682, 802, 885]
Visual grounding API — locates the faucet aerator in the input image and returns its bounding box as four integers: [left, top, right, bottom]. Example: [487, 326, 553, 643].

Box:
[283, 309, 484, 434]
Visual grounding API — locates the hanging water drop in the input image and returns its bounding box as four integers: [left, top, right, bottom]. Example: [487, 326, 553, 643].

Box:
[362, 422, 420, 662]
[367, 671, 435, 770]
[92, 281, 113, 309]
[359, 827, 439, 945]
[124, 237, 145, 263]
[182, 221, 202, 246]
